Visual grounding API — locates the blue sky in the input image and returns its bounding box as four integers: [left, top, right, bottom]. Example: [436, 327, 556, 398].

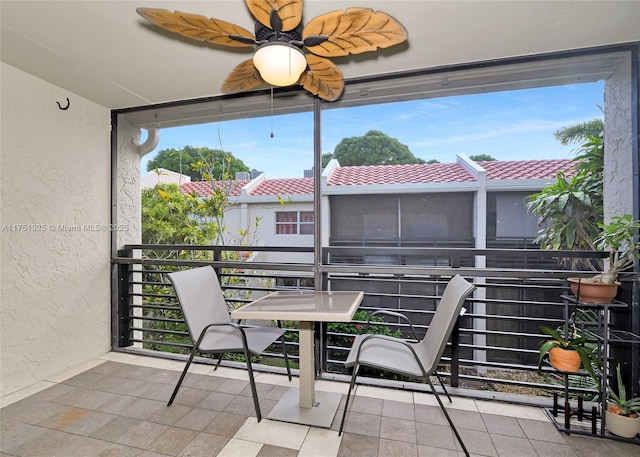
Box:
[141, 81, 604, 178]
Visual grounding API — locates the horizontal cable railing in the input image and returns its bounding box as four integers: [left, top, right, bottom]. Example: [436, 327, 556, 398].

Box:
[112, 243, 638, 405]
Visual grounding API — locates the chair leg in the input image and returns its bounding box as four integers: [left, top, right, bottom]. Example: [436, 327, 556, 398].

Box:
[338, 364, 359, 436]
[428, 379, 469, 457]
[244, 348, 262, 422]
[168, 345, 198, 406]
[276, 321, 292, 381]
[436, 371, 452, 402]
[281, 339, 292, 381]
[214, 353, 225, 371]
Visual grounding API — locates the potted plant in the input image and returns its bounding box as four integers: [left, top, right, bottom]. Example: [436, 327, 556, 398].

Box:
[568, 214, 640, 303]
[527, 134, 640, 303]
[606, 364, 640, 438]
[538, 325, 599, 380]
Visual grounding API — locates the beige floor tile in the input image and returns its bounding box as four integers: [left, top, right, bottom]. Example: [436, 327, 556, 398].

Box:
[298, 427, 342, 457]
[131, 356, 179, 370]
[188, 363, 216, 375]
[413, 392, 478, 412]
[356, 385, 413, 403]
[450, 397, 478, 411]
[0, 380, 57, 408]
[315, 379, 349, 394]
[413, 391, 439, 406]
[255, 372, 300, 388]
[47, 359, 106, 383]
[217, 438, 263, 457]
[234, 417, 309, 450]
[476, 400, 549, 421]
[211, 366, 251, 381]
[98, 352, 141, 364]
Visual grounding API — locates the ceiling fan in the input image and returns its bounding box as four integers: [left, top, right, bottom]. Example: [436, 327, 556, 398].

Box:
[137, 0, 408, 101]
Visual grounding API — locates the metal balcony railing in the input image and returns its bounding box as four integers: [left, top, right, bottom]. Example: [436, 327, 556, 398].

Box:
[111, 243, 639, 405]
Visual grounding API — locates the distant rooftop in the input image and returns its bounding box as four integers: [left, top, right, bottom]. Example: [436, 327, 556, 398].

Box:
[478, 159, 574, 180]
[327, 163, 476, 186]
[180, 158, 574, 197]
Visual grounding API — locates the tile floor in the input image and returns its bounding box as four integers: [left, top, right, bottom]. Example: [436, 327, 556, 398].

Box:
[1, 352, 638, 457]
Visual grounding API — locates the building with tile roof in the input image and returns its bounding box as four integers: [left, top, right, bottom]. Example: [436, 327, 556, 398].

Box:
[141, 168, 191, 189]
[182, 157, 573, 197]
[176, 155, 574, 265]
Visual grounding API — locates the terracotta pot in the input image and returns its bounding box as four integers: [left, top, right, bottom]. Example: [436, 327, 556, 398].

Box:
[568, 277, 620, 304]
[549, 346, 582, 372]
[606, 403, 640, 438]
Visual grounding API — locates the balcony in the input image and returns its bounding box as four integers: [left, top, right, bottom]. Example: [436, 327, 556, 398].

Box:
[2, 351, 638, 457]
[2, 244, 638, 456]
[113, 243, 639, 400]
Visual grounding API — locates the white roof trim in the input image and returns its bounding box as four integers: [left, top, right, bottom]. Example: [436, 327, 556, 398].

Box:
[457, 154, 486, 177]
[231, 194, 315, 204]
[486, 178, 561, 191]
[240, 173, 267, 196]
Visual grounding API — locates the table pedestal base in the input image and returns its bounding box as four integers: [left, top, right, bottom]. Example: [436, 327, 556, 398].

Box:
[267, 388, 341, 428]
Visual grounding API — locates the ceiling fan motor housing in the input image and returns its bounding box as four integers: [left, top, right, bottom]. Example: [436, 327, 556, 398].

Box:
[255, 22, 304, 48]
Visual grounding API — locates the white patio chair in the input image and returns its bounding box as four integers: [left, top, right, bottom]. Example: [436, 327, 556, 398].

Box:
[338, 274, 476, 456]
[166, 266, 291, 421]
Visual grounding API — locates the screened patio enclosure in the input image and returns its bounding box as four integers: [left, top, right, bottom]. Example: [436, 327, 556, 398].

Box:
[111, 43, 640, 406]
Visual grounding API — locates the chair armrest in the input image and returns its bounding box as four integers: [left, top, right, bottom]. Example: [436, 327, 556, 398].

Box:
[354, 333, 426, 375]
[367, 310, 419, 340]
[194, 322, 249, 349]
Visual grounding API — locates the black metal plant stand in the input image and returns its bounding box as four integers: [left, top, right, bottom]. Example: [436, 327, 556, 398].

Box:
[543, 292, 640, 444]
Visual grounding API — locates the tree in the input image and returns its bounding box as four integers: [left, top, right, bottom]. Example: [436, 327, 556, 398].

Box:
[526, 134, 604, 268]
[554, 118, 604, 146]
[141, 183, 218, 247]
[469, 154, 496, 161]
[321, 153, 334, 168]
[146, 146, 250, 181]
[332, 130, 425, 166]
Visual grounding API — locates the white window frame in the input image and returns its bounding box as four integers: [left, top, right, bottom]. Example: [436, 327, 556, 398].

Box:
[275, 211, 314, 235]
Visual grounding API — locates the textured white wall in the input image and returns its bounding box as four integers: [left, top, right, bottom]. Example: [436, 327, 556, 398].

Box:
[0, 63, 111, 396]
[604, 55, 634, 220]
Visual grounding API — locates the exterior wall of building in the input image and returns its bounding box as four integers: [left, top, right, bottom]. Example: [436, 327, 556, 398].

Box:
[225, 201, 315, 265]
[604, 53, 635, 219]
[0, 63, 111, 396]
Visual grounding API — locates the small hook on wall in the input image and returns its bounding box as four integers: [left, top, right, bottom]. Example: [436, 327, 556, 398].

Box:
[56, 97, 70, 110]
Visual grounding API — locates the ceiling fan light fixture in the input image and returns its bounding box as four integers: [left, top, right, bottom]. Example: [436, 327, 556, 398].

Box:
[253, 42, 307, 87]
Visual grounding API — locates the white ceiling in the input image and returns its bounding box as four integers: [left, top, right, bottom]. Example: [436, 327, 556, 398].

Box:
[2, 1, 639, 110]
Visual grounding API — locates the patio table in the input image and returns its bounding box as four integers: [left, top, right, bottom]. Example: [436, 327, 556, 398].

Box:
[231, 289, 364, 427]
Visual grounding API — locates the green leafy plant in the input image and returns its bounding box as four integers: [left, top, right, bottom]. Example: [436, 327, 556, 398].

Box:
[538, 325, 600, 380]
[526, 135, 604, 268]
[608, 364, 640, 417]
[526, 134, 640, 284]
[592, 215, 640, 284]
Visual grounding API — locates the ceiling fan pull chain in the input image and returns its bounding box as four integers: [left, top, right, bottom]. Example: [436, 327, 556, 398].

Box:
[270, 86, 275, 139]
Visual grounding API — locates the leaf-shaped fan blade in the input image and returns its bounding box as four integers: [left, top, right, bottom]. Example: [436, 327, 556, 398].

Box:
[299, 54, 344, 102]
[302, 7, 408, 57]
[221, 59, 266, 94]
[137, 8, 256, 47]
[245, 0, 302, 32]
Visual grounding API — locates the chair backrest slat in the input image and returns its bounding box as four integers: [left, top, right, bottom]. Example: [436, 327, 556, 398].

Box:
[417, 275, 475, 373]
[167, 266, 231, 341]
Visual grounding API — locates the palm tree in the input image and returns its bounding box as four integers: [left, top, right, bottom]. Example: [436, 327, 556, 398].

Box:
[553, 117, 603, 145]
